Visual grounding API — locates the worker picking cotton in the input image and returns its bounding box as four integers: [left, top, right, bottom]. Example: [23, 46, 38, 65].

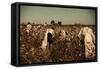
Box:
[78, 27, 95, 58]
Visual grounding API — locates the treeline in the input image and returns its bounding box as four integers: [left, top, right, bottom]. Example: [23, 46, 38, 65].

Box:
[21, 20, 62, 26]
[21, 20, 95, 26]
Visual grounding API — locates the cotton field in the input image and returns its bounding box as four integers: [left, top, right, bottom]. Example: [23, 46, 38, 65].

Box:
[20, 23, 96, 64]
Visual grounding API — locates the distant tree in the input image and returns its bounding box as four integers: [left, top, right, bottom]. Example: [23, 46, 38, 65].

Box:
[51, 20, 55, 25]
[74, 22, 81, 26]
[32, 22, 35, 25]
[58, 21, 62, 25]
[27, 22, 31, 24]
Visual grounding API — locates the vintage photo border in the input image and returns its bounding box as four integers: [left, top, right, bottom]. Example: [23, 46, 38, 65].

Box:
[14, 2, 98, 66]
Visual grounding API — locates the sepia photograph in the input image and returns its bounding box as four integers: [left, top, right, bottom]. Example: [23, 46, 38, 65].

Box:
[19, 4, 97, 65]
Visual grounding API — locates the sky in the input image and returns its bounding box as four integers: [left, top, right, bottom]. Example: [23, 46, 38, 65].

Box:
[20, 5, 96, 25]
